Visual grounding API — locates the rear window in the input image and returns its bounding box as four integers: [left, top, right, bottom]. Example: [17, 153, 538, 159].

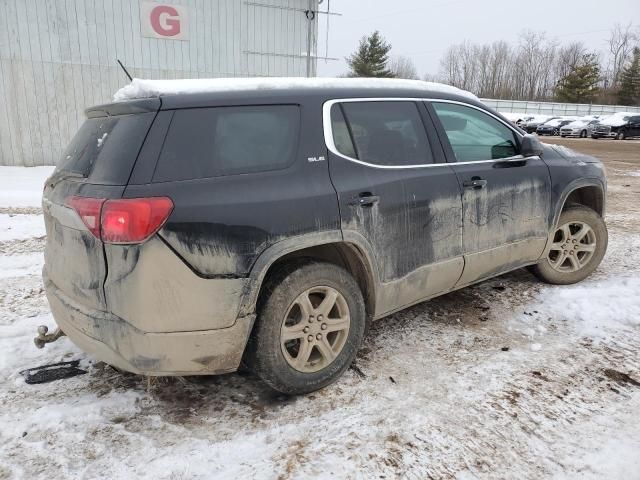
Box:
[153, 105, 300, 182]
[332, 101, 433, 166]
[56, 113, 155, 184]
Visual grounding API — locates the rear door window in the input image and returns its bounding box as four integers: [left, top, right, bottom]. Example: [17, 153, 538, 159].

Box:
[153, 105, 300, 182]
[56, 113, 155, 184]
[332, 101, 433, 166]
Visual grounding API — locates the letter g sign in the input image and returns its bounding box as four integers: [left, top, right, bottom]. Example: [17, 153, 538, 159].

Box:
[141, 2, 189, 40]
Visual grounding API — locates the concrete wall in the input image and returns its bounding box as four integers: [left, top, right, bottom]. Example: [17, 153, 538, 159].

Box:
[0, 0, 318, 166]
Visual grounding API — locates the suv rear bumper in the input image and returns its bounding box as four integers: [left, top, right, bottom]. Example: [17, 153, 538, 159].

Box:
[45, 275, 255, 376]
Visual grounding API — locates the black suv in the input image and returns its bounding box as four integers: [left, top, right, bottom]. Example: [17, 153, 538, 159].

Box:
[40, 79, 608, 394]
[592, 114, 640, 140]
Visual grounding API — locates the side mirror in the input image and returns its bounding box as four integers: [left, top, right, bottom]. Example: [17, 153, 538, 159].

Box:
[521, 134, 543, 158]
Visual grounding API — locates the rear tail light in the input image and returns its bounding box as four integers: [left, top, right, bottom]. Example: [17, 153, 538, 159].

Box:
[66, 196, 173, 244]
[67, 196, 105, 238]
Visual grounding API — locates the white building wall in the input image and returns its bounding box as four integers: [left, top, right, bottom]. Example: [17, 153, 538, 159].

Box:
[0, 0, 318, 166]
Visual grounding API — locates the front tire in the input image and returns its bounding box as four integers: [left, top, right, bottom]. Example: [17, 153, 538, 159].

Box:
[531, 206, 607, 285]
[246, 261, 366, 395]
[580, 130, 587, 138]
[616, 131, 626, 140]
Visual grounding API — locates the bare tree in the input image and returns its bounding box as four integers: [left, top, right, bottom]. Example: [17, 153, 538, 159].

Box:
[422, 72, 442, 83]
[388, 55, 419, 79]
[434, 25, 637, 104]
[556, 41, 587, 80]
[607, 23, 638, 87]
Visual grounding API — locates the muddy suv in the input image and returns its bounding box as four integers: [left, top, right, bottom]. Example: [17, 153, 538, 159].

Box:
[40, 78, 608, 394]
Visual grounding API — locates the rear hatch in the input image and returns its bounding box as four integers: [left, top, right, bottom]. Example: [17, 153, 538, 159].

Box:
[43, 99, 159, 311]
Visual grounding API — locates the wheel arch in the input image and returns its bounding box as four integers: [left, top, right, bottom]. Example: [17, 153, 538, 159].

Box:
[553, 180, 605, 228]
[238, 232, 378, 321]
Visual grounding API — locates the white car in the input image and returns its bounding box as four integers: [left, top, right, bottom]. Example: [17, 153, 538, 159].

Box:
[560, 118, 600, 138]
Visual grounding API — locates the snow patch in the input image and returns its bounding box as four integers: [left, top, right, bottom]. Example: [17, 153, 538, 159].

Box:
[112, 77, 477, 102]
[0, 214, 46, 242]
[0, 252, 44, 279]
[527, 276, 640, 339]
[97, 132, 108, 148]
[0, 167, 54, 208]
[530, 343, 542, 352]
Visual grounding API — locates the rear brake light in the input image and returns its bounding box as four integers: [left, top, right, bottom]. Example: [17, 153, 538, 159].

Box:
[101, 197, 173, 244]
[66, 196, 173, 244]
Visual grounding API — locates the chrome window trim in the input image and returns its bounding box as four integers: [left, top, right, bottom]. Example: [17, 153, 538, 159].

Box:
[322, 97, 525, 170]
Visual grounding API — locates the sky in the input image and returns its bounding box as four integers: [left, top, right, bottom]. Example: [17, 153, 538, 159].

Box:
[316, 0, 640, 78]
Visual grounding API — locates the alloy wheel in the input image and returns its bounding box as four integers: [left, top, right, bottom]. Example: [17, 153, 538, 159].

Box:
[547, 221, 597, 273]
[280, 286, 350, 373]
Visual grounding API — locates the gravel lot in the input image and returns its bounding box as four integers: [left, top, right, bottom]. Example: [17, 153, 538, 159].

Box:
[1, 138, 639, 479]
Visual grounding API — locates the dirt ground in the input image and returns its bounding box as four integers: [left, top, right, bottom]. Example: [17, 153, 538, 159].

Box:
[1, 138, 639, 479]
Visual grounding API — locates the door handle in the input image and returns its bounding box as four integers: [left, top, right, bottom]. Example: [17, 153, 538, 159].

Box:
[463, 178, 487, 190]
[351, 193, 380, 207]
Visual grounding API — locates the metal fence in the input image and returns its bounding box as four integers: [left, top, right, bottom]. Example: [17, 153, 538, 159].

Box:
[481, 99, 640, 117]
[0, 0, 318, 166]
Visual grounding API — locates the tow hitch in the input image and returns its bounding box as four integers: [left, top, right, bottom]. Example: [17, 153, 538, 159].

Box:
[34, 325, 66, 349]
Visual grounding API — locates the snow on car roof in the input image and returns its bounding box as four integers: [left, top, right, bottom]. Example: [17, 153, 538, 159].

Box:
[565, 120, 588, 127]
[600, 112, 634, 127]
[499, 112, 526, 122]
[113, 77, 477, 102]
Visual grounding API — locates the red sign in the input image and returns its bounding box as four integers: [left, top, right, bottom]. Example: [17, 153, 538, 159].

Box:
[141, 3, 188, 40]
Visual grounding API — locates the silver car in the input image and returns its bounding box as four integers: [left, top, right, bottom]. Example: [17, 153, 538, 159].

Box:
[560, 119, 600, 138]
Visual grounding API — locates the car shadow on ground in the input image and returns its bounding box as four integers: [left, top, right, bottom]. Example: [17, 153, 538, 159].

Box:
[82, 267, 542, 424]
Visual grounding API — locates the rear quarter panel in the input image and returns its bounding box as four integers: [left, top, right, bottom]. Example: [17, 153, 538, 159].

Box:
[124, 98, 341, 278]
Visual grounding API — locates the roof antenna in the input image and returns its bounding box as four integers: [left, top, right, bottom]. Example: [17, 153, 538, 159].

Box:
[117, 59, 133, 82]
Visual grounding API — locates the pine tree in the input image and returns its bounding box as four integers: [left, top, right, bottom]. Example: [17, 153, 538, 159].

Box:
[346, 31, 395, 78]
[617, 48, 640, 106]
[555, 53, 601, 103]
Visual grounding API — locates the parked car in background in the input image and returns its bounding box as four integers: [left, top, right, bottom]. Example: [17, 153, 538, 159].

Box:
[521, 115, 555, 133]
[500, 112, 526, 126]
[560, 118, 600, 138]
[536, 117, 578, 136]
[592, 113, 640, 140]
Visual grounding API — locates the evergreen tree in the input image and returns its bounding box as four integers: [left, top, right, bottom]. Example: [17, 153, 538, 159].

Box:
[555, 53, 600, 103]
[617, 48, 640, 106]
[346, 31, 395, 78]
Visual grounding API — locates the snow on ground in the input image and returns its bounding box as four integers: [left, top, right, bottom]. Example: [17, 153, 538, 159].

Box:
[0, 252, 44, 280]
[1, 150, 639, 479]
[0, 166, 54, 208]
[0, 214, 46, 242]
[528, 275, 640, 339]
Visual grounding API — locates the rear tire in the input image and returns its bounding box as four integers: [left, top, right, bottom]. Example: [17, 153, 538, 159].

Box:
[246, 261, 366, 395]
[531, 206, 607, 285]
